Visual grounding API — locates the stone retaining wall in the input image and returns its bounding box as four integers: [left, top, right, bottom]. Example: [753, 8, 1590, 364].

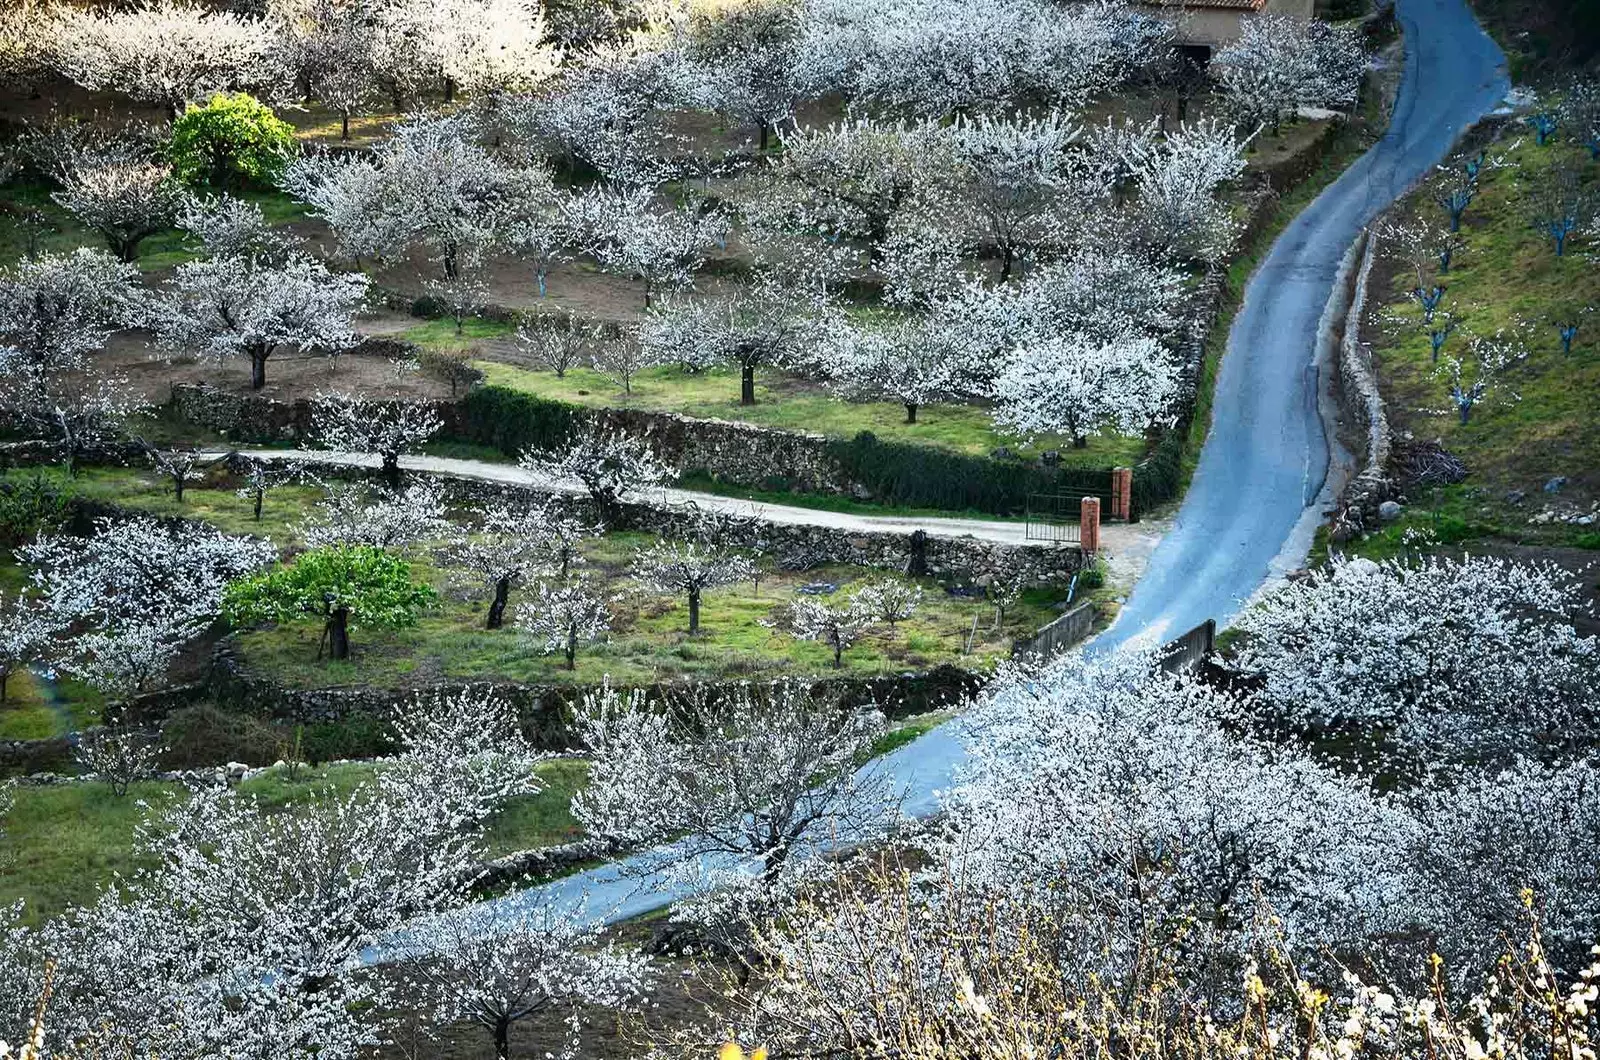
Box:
[204, 650, 983, 745]
[1330, 230, 1396, 540]
[168, 382, 465, 444]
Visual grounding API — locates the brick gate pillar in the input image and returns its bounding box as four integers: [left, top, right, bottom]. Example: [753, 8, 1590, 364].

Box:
[1080, 497, 1101, 553]
[1110, 467, 1132, 521]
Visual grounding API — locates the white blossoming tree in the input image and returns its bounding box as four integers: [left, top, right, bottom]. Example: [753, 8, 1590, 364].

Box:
[785, 595, 872, 669]
[1212, 14, 1367, 133]
[308, 393, 444, 486]
[298, 480, 450, 551]
[52, 0, 272, 119]
[0, 590, 54, 704]
[993, 332, 1180, 447]
[571, 680, 891, 950]
[54, 158, 185, 263]
[442, 499, 598, 629]
[519, 424, 676, 523]
[517, 578, 612, 669]
[631, 536, 754, 635]
[1232, 555, 1600, 768]
[584, 189, 728, 309]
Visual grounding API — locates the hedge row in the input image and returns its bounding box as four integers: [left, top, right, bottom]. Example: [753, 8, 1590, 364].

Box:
[823, 432, 1116, 517]
[453, 385, 1136, 518]
[455, 385, 580, 455]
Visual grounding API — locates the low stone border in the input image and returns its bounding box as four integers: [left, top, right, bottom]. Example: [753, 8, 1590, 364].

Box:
[1330, 229, 1396, 540]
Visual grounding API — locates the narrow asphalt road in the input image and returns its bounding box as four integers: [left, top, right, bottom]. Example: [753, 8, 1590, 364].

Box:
[1095, 0, 1508, 652]
[223, 447, 1151, 553]
[393, 0, 1510, 934]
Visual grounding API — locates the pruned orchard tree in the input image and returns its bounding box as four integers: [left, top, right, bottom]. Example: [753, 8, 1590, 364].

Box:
[683, 0, 805, 151]
[224, 544, 437, 660]
[571, 680, 891, 950]
[0, 589, 53, 705]
[757, 117, 950, 255]
[519, 424, 676, 523]
[423, 0, 560, 102]
[74, 729, 160, 797]
[851, 580, 922, 630]
[397, 900, 649, 1060]
[284, 113, 532, 291]
[823, 314, 959, 424]
[233, 454, 304, 522]
[21, 516, 275, 697]
[583, 188, 728, 309]
[588, 326, 657, 395]
[1436, 329, 1527, 425]
[52, 0, 273, 119]
[0, 248, 141, 378]
[299, 480, 450, 552]
[642, 268, 835, 405]
[785, 595, 871, 669]
[155, 198, 368, 390]
[0, 369, 150, 477]
[442, 498, 596, 629]
[1129, 119, 1250, 263]
[515, 313, 603, 377]
[517, 578, 611, 668]
[950, 109, 1083, 282]
[54, 157, 186, 264]
[141, 446, 213, 503]
[1233, 555, 1600, 769]
[308, 393, 443, 486]
[993, 332, 1180, 447]
[1211, 14, 1366, 133]
[631, 535, 754, 635]
[1527, 165, 1594, 257]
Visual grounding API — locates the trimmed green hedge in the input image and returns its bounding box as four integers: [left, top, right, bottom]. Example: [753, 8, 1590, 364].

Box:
[453, 386, 1141, 517]
[824, 432, 1113, 517]
[455, 386, 580, 456]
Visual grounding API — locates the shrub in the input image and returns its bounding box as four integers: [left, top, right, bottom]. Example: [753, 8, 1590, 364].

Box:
[454, 385, 581, 457]
[824, 431, 1114, 516]
[0, 472, 70, 547]
[168, 93, 295, 189]
[159, 703, 286, 769]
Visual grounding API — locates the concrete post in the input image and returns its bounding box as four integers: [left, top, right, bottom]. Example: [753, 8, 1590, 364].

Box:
[1080, 496, 1101, 553]
[1111, 467, 1133, 521]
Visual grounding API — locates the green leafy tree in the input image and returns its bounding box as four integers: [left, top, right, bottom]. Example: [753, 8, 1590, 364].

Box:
[223, 545, 436, 661]
[169, 92, 295, 189]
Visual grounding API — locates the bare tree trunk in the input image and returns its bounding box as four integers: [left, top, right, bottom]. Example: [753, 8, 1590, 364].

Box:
[688, 589, 701, 634]
[250, 348, 270, 390]
[326, 609, 351, 660]
[741, 363, 757, 406]
[904, 403, 917, 424]
[487, 575, 511, 629]
[382, 452, 401, 488]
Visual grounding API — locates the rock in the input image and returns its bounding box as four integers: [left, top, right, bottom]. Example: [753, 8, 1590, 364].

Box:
[990, 446, 1016, 461]
[225, 761, 249, 781]
[974, 573, 994, 588]
[1505, 490, 1526, 505]
[1377, 500, 1404, 522]
[1040, 449, 1061, 467]
[1545, 476, 1568, 493]
[797, 581, 838, 596]
[851, 484, 873, 500]
[1577, 514, 1596, 526]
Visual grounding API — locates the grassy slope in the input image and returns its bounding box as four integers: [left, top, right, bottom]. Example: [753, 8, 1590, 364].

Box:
[468, 355, 1146, 467]
[1333, 131, 1600, 562]
[0, 758, 587, 924]
[4, 466, 1064, 694]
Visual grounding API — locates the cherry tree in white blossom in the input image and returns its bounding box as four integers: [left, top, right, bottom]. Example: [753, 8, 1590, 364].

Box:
[233, 454, 305, 522]
[571, 680, 891, 951]
[685, 0, 804, 151]
[1212, 15, 1366, 133]
[442, 498, 596, 629]
[993, 332, 1180, 447]
[73, 729, 160, 797]
[823, 314, 959, 424]
[588, 327, 658, 395]
[851, 580, 922, 630]
[0, 248, 141, 378]
[515, 313, 603, 377]
[141, 446, 213, 503]
[584, 189, 728, 309]
[519, 424, 676, 523]
[53, 158, 185, 263]
[517, 578, 612, 669]
[308, 393, 444, 486]
[950, 109, 1083, 282]
[20, 516, 274, 699]
[396, 900, 649, 1060]
[1435, 330, 1527, 425]
[1233, 555, 1599, 769]
[642, 268, 835, 405]
[785, 595, 871, 669]
[0, 589, 53, 705]
[1129, 119, 1251, 263]
[155, 199, 369, 390]
[52, 0, 272, 119]
[631, 535, 753, 635]
[423, 0, 559, 102]
[299, 480, 450, 551]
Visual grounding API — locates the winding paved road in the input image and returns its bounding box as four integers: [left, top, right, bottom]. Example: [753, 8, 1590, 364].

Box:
[389, 0, 1510, 934]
